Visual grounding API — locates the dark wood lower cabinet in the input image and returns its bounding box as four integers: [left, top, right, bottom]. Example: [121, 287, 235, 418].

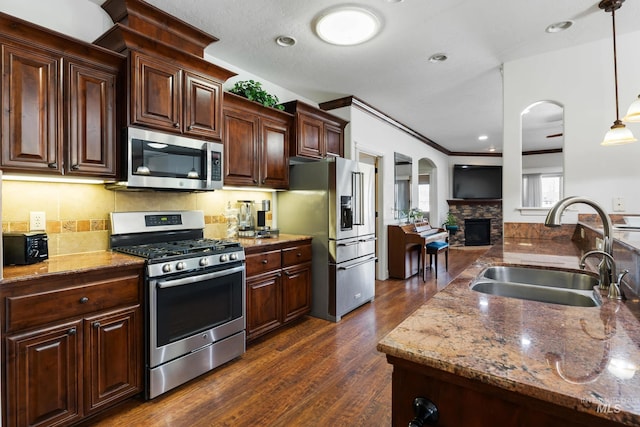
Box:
[388, 355, 623, 427]
[245, 239, 312, 341]
[1, 266, 143, 426]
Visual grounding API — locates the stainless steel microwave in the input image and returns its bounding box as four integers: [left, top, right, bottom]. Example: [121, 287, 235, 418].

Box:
[107, 127, 223, 191]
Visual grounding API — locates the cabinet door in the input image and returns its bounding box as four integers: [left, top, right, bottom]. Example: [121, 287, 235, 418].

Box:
[184, 71, 222, 139]
[246, 272, 282, 341]
[6, 321, 82, 427]
[223, 108, 259, 186]
[324, 122, 344, 158]
[295, 113, 324, 159]
[132, 52, 182, 132]
[1, 43, 61, 173]
[260, 117, 289, 189]
[66, 61, 117, 177]
[282, 262, 312, 323]
[84, 306, 141, 415]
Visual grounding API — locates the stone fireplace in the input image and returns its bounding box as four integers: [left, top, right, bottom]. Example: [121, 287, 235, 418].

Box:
[447, 199, 502, 246]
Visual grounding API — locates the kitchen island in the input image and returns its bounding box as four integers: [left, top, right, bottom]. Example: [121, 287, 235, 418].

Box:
[378, 238, 640, 426]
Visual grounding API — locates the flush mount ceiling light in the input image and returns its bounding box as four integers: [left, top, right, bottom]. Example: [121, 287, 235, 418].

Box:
[545, 20, 573, 33]
[599, 0, 637, 146]
[275, 35, 297, 47]
[314, 6, 381, 46]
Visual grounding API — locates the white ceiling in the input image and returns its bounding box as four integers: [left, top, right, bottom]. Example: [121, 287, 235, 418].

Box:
[92, 0, 639, 154]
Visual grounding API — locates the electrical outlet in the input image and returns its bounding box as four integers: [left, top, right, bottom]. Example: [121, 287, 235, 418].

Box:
[30, 211, 46, 231]
[613, 197, 625, 212]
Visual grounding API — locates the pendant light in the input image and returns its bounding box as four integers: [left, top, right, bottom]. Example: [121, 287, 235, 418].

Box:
[600, 0, 637, 146]
[624, 95, 640, 122]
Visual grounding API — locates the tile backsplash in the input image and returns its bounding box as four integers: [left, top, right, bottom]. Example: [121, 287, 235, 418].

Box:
[1, 180, 272, 256]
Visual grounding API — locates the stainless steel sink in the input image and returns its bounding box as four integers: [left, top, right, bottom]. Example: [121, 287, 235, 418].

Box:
[470, 280, 600, 307]
[470, 265, 601, 307]
[479, 266, 598, 291]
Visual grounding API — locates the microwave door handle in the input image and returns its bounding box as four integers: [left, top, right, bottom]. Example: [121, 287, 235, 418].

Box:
[352, 171, 364, 225]
[205, 143, 212, 189]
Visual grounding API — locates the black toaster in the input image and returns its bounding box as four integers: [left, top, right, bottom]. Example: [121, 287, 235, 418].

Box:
[3, 232, 49, 265]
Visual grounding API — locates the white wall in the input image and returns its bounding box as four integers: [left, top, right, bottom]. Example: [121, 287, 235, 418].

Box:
[503, 30, 640, 224]
[344, 107, 450, 280]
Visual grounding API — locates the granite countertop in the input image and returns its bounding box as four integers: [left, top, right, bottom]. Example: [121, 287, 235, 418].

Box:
[378, 238, 640, 426]
[235, 233, 312, 250]
[1, 251, 145, 285]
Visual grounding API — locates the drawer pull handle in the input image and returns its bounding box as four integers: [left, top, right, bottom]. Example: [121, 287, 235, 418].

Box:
[93, 322, 101, 328]
[262, 259, 268, 264]
[80, 297, 89, 304]
[68, 328, 77, 336]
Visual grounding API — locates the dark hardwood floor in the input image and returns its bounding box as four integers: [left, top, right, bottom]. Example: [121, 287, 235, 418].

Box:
[82, 247, 487, 427]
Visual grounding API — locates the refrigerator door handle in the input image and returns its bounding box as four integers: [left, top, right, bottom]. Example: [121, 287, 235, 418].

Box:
[338, 256, 377, 270]
[352, 171, 364, 225]
[359, 236, 377, 243]
[337, 240, 360, 247]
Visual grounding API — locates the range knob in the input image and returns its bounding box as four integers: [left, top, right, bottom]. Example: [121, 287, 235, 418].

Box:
[176, 262, 186, 271]
[199, 258, 210, 267]
[220, 254, 229, 262]
[162, 264, 172, 273]
[230, 253, 238, 261]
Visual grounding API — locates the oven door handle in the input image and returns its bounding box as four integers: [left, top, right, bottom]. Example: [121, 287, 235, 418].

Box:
[156, 265, 245, 289]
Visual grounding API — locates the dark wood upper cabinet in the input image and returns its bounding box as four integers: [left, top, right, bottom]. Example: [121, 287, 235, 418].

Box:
[223, 92, 292, 189]
[1, 43, 62, 173]
[0, 12, 124, 178]
[281, 100, 348, 160]
[129, 52, 223, 139]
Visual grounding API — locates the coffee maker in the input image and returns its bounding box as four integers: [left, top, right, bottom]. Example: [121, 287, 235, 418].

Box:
[255, 200, 278, 238]
[237, 200, 255, 237]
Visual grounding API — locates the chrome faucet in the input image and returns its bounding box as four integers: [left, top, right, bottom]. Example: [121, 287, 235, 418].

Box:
[579, 250, 615, 290]
[545, 196, 615, 290]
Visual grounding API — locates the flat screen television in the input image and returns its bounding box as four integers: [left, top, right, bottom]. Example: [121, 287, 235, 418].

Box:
[452, 165, 502, 199]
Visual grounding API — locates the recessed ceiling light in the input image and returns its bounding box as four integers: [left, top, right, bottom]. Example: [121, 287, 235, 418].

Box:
[428, 53, 448, 63]
[386, 0, 404, 3]
[545, 20, 573, 33]
[488, 146, 496, 152]
[478, 135, 488, 141]
[275, 35, 297, 47]
[314, 6, 381, 46]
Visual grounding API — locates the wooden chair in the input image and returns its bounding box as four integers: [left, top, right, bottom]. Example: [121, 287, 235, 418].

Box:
[422, 240, 449, 281]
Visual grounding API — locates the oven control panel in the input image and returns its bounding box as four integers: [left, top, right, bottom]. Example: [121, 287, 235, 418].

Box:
[147, 249, 245, 278]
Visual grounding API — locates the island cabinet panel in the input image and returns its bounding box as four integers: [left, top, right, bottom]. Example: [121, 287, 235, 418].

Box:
[0, 13, 124, 178]
[245, 239, 312, 342]
[388, 356, 623, 427]
[223, 92, 292, 189]
[1, 265, 144, 427]
[281, 100, 347, 160]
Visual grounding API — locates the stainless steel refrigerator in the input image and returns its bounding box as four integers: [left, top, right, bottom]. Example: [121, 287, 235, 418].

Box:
[278, 157, 376, 322]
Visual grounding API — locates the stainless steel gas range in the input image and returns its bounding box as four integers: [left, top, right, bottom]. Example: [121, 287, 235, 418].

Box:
[110, 210, 246, 399]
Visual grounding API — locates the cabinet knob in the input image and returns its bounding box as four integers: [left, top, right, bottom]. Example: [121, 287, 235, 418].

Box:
[261, 179, 266, 184]
[409, 397, 439, 426]
[71, 164, 80, 170]
[253, 179, 258, 184]
[283, 271, 291, 276]
[48, 162, 58, 169]
[68, 328, 77, 336]
[79, 297, 89, 304]
[93, 322, 101, 328]
[188, 125, 193, 130]
[174, 122, 180, 128]
[262, 259, 268, 264]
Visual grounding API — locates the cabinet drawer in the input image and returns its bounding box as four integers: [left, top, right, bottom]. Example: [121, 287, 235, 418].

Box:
[282, 244, 312, 267]
[5, 274, 140, 332]
[246, 250, 282, 276]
